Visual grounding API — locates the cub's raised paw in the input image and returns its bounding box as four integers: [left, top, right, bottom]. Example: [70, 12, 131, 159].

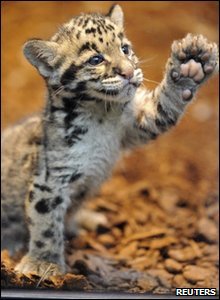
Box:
[15, 255, 65, 278]
[170, 34, 218, 101]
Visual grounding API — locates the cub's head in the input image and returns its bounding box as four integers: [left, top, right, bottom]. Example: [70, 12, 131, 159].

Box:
[23, 5, 143, 103]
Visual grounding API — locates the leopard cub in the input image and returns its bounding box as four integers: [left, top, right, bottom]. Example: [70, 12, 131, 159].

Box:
[1, 4, 218, 277]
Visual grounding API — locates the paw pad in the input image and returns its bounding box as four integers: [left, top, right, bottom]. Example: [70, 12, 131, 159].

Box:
[171, 33, 218, 86]
[204, 65, 214, 74]
[201, 52, 209, 62]
[180, 59, 204, 82]
[182, 89, 193, 101]
[171, 70, 180, 81]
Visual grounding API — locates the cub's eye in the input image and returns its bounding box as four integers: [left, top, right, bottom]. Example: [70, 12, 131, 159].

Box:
[87, 54, 104, 66]
[121, 44, 130, 55]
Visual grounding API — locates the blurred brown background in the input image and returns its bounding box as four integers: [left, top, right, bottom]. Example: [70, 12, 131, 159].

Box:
[1, 1, 219, 191]
[1, 1, 219, 290]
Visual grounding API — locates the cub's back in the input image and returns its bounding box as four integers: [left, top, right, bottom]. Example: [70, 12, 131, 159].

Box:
[1, 115, 42, 253]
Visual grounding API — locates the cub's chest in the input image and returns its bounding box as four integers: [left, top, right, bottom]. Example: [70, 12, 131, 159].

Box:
[69, 117, 122, 167]
[62, 116, 123, 194]
[47, 106, 124, 186]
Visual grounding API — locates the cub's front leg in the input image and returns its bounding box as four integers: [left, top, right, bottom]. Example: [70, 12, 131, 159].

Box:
[154, 34, 218, 132]
[122, 34, 218, 148]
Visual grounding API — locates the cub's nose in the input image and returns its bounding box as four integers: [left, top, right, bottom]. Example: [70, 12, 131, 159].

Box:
[113, 65, 134, 80]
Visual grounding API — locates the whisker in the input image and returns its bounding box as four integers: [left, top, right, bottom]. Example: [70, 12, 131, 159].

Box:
[138, 55, 157, 65]
[111, 99, 116, 113]
[110, 93, 116, 113]
[140, 82, 147, 89]
[143, 77, 160, 85]
[104, 91, 108, 114]
[54, 86, 64, 96]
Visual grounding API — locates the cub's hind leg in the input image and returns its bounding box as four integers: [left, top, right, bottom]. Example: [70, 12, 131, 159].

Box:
[1, 200, 28, 255]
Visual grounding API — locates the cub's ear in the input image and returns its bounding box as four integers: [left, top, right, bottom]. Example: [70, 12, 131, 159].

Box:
[107, 4, 124, 28]
[23, 39, 58, 77]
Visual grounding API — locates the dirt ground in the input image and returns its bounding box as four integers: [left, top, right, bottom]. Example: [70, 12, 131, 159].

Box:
[1, 1, 219, 295]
